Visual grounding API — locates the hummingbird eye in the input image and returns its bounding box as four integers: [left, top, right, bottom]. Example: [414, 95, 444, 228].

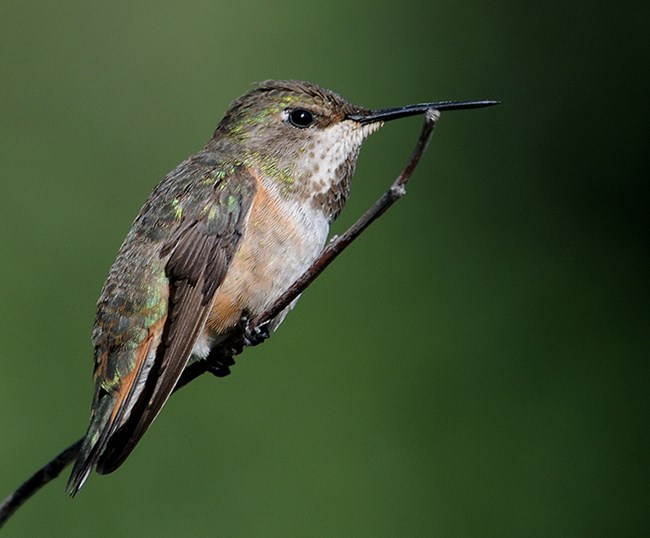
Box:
[287, 108, 315, 128]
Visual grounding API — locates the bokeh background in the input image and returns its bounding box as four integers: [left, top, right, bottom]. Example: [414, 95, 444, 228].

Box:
[1, 1, 647, 536]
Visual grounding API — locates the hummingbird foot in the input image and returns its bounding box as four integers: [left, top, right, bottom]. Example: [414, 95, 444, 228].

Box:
[244, 321, 270, 347]
[204, 317, 271, 379]
[239, 312, 271, 347]
[205, 346, 237, 378]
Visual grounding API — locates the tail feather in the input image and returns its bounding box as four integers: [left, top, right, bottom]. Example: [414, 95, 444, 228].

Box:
[66, 397, 114, 496]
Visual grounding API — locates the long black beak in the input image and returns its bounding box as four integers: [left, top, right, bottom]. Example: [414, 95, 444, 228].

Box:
[347, 100, 500, 124]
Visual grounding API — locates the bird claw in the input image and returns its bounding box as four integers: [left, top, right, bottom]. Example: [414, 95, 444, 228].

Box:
[244, 321, 270, 347]
[238, 312, 270, 346]
[207, 354, 235, 377]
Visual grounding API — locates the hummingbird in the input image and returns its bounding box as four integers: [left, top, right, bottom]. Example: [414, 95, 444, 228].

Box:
[66, 80, 497, 495]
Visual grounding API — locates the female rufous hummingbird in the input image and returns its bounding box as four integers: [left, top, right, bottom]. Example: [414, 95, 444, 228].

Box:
[67, 80, 497, 494]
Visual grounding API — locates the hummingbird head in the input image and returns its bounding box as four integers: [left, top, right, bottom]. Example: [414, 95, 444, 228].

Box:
[211, 80, 379, 219]
[210, 80, 498, 220]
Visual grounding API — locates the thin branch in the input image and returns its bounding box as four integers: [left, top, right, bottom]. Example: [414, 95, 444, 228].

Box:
[0, 440, 81, 527]
[0, 110, 439, 528]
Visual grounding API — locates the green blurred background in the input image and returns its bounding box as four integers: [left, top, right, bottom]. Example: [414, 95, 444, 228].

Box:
[1, 0, 647, 536]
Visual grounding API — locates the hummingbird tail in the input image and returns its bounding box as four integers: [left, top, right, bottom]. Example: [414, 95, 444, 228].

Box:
[66, 463, 92, 497]
[66, 397, 114, 496]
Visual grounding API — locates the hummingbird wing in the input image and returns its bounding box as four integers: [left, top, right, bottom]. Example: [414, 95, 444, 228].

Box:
[67, 158, 257, 494]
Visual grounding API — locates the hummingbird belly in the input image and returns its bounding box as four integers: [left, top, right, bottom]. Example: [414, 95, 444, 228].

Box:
[203, 178, 329, 342]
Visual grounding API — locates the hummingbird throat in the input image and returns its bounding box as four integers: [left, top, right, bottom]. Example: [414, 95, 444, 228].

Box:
[280, 119, 383, 220]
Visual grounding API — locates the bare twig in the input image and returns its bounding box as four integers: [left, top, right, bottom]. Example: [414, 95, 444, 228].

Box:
[0, 111, 438, 528]
[0, 440, 81, 527]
